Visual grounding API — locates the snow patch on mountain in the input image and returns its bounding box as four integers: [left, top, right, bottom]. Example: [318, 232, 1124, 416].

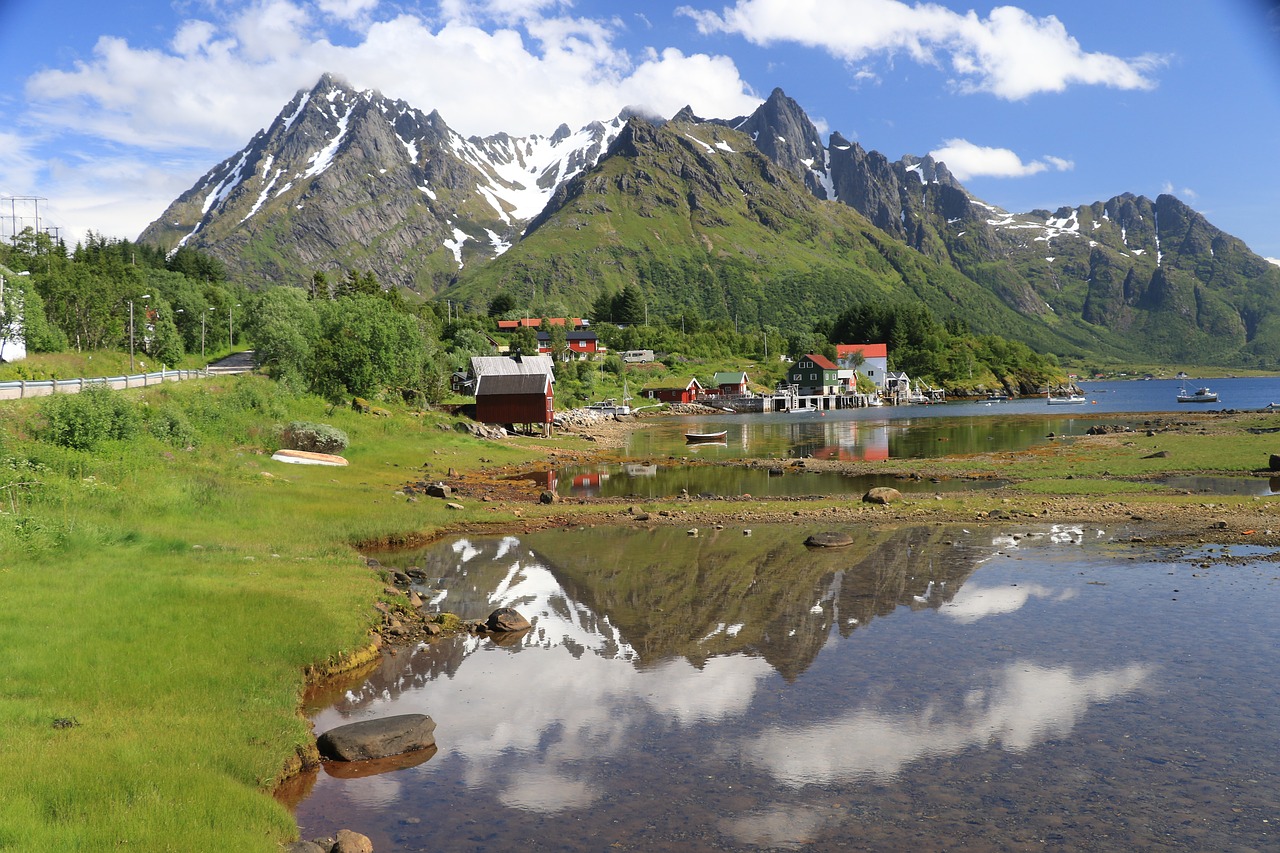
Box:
[304, 104, 351, 179]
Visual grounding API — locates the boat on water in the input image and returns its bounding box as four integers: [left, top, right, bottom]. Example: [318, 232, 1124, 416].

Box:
[685, 430, 728, 443]
[1177, 386, 1218, 403]
[1046, 393, 1088, 406]
[984, 393, 1010, 402]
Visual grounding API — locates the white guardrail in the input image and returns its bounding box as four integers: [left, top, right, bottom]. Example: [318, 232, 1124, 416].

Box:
[0, 368, 213, 400]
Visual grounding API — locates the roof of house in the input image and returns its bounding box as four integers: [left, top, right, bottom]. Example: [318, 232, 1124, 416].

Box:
[713, 371, 748, 385]
[496, 317, 584, 329]
[800, 353, 839, 370]
[641, 377, 703, 392]
[469, 355, 556, 381]
[475, 373, 552, 396]
[536, 330, 598, 341]
[836, 343, 887, 360]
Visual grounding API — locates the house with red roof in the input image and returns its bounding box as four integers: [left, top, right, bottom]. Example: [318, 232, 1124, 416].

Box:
[836, 343, 888, 388]
[786, 354, 842, 395]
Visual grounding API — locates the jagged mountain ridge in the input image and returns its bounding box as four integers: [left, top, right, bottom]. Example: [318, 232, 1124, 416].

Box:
[139, 73, 628, 291]
[140, 75, 1280, 364]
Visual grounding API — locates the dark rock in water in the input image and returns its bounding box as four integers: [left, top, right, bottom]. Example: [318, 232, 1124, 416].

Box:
[1269, 453, 1280, 472]
[863, 487, 902, 505]
[333, 829, 374, 853]
[283, 841, 328, 853]
[767, 467, 784, 477]
[486, 607, 531, 632]
[804, 531, 854, 548]
[317, 714, 437, 762]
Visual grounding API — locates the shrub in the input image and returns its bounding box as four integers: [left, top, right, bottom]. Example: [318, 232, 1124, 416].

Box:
[146, 407, 199, 448]
[279, 421, 348, 453]
[40, 384, 139, 451]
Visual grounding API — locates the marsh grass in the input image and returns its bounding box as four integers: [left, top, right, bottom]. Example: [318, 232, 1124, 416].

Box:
[0, 377, 553, 851]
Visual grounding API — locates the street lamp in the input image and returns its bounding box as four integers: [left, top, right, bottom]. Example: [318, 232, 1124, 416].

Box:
[128, 294, 151, 372]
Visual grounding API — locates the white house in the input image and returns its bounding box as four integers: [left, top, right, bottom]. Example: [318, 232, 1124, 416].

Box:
[836, 343, 888, 388]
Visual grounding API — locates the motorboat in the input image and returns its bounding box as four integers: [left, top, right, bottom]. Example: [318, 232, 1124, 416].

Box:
[1176, 386, 1218, 403]
[1046, 393, 1087, 405]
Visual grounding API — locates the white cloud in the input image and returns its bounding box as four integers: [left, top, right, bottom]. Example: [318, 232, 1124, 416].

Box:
[680, 0, 1165, 100]
[743, 661, 1152, 786]
[929, 138, 1073, 181]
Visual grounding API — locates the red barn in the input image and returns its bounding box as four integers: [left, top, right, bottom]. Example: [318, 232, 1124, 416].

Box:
[475, 373, 554, 436]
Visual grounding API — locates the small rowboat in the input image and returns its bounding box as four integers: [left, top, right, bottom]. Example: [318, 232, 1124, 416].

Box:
[685, 430, 728, 443]
[271, 449, 349, 466]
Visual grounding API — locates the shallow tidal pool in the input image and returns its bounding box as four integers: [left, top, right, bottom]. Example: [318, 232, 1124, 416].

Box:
[288, 525, 1280, 851]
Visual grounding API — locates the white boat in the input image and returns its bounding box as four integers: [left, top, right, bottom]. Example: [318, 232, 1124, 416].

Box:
[685, 430, 728, 443]
[1046, 393, 1087, 405]
[586, 399, 631, 416]
[1177, 386, 1218, 403]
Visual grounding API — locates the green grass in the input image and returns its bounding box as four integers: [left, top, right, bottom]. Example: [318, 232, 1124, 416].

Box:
[0, 376, 554, 851]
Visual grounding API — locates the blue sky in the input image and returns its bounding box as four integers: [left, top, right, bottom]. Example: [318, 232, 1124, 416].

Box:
[1, 0, 1278, 259]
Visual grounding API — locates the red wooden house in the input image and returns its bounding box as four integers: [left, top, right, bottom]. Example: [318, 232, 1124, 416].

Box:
[641, 377, 704, 404]
[475, 373, 554, 436]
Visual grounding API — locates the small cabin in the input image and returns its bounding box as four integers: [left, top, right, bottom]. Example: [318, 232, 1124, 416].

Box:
[641, 377, 704, 404]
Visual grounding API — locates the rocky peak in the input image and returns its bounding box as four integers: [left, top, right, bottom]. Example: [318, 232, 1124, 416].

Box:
[736, 88, 828, 197]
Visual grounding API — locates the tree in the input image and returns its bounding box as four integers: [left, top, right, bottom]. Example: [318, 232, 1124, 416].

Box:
[310, 294, 431, 401]
[509, 326, 539, 357]
[615, 284, 646, 325]
[488, 293, 516, 317]
[145, 298, 185, 366]
[244, 287, 319, 390]
[545, 320, 569, 361]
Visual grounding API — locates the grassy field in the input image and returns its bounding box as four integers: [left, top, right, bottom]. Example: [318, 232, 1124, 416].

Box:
[0, 376, 555, 851]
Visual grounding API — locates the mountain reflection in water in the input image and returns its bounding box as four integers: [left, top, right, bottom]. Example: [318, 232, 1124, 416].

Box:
[292, 527, 1280, 852]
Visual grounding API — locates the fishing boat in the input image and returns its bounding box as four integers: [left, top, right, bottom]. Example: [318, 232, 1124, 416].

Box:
[685, 430, 728, 443]
[585, 399, 631, 416]
[1046, 392, 1087, 405]
[1176, 386, 1218, 403]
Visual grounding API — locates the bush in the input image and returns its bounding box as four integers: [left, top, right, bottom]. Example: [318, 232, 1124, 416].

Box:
[146, 407, 198, 448]
[279, 421, 348, 453]
[40, 384, 139, 451]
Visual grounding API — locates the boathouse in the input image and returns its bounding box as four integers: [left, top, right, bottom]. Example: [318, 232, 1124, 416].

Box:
[475, 372, 554, 436]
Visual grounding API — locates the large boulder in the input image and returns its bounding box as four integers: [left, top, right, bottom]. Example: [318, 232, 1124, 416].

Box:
[862, 487, 902, 505]
[1269, 453, 1280, 472]
[485, 607, 531, 632]
[804, 531, 854, 548]
[317, 714, 437, 762]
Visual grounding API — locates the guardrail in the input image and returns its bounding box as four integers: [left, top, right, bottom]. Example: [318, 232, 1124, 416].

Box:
[0, 368, 213, 400]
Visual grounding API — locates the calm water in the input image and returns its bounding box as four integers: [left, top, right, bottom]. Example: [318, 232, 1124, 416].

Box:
[624, 376, 1280, 461]
[291, 527, 1280, 851]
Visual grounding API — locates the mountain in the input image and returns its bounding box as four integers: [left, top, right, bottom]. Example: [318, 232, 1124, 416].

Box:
[140, 75, 1280, 365]
[139, 73, 628, 292]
